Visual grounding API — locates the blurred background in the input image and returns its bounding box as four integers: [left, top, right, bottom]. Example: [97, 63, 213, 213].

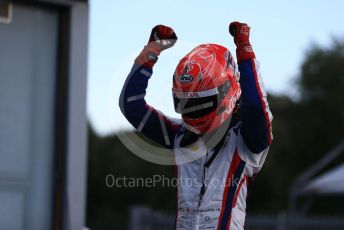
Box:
[87, 0, 344, 229]
[1, 0, 344, 229]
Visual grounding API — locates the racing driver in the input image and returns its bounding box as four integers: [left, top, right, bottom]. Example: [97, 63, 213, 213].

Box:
[119, 22, 273, 229]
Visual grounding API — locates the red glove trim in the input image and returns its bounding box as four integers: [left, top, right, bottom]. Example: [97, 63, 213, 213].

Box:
[236, 44, 256, 63]
[135, 44, 161, 68]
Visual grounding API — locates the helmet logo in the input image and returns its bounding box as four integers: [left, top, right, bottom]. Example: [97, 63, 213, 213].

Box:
[178, 74, 194, 83]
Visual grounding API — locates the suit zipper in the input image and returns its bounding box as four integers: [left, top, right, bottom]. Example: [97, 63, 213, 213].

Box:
[198, 152, 208, 209]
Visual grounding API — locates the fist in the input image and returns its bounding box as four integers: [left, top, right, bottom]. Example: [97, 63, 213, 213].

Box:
[135, 25, 177, 68]
[229, 22, 250, 47]
[148, 25, 178, 51]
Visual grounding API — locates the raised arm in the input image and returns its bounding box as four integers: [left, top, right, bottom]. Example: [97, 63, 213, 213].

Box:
[229, 22, 273, 154]
[119, 25, 180, 149]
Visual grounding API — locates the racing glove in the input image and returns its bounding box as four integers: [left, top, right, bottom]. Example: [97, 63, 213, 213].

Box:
[135, 25, 177, 68]
[229, 21, 255, 63]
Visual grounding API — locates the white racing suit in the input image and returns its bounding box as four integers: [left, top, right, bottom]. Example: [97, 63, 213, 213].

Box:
[120, 57, 273, 229]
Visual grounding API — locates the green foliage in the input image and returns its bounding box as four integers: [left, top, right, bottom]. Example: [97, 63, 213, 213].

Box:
[86, 39, 344, 229]
[87, 126, 176, 229]
[247, 39, 344, 213]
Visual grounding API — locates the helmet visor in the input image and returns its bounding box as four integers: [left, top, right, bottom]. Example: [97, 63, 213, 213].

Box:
[173, 80, 231, 119]
[173, 95, 218, 119]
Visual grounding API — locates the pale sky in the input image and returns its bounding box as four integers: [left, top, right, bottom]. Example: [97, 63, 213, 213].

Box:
[87, 0, 344, 135]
